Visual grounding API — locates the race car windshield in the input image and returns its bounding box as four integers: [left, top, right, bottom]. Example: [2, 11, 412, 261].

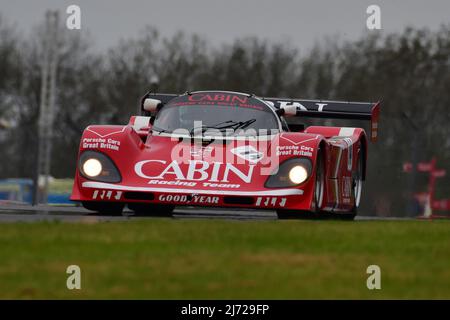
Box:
[152, 104, 280, 136]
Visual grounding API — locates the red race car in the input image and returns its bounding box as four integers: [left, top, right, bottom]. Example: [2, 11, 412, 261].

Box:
[71, 90, 380, 219]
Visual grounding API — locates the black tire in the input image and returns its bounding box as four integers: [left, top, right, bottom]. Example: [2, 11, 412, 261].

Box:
[82, 202, 125, 216]
[128, 203, 175, 217]
[277, 150, 325, 220]
[337, 146, 364, 221]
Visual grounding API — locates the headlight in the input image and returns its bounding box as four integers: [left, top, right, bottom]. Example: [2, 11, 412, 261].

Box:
[289, 165, 308, 184]
[82, 159, 102, 177]
[265, 158, 312, 188]
[79, 151, 121, 183]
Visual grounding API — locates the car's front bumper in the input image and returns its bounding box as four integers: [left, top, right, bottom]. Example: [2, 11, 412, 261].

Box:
[71, 181, 313, 211]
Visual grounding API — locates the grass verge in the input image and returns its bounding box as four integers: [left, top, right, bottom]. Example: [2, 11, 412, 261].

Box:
[0, 218, 449, 299]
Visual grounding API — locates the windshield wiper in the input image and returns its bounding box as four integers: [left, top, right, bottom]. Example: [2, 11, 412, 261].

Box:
[232, 119, 256, 130]
[189, 120, 232, 137]
[189, 119, 257, 137]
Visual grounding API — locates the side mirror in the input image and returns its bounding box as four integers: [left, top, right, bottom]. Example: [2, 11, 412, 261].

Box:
[280, 105, 297, 116]
[142, 98, 162, 113]
[128, 116, 151, 131]
[276, 105, 297, 117]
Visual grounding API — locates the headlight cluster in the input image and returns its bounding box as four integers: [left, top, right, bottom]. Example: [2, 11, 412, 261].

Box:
[79, 151, 121, 183]
[83, 158, 102, 177]
[265, 158, 312, 188]
[288, 165, 309, 184]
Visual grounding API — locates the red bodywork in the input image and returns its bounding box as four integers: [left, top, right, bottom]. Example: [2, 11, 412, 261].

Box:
[71, 91, 379, 214]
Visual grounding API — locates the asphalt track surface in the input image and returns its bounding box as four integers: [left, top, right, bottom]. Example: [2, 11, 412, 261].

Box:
[0, 203, 416, 222]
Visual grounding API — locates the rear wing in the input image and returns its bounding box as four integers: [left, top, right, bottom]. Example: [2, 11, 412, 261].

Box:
[140, 92, 380, 142]
[263, 98, 380, 142]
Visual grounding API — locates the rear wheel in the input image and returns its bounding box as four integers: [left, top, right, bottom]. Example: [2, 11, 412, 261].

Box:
[128, 203, 175, 217]
[82, 202, 124, 216]
[277, 150, 325, 220]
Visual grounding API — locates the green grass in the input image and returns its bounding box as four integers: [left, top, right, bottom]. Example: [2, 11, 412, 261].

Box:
[0, 219, 449, 299]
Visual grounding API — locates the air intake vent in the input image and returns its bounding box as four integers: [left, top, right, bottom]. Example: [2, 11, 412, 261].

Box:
[223, 196, 254, 205]
[124, 192, 155, 201]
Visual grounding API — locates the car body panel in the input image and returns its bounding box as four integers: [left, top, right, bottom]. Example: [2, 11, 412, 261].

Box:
[71, 90, 379, 215]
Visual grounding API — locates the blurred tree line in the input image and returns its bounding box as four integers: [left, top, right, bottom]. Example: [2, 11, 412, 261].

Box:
[0, 14, 449, 216]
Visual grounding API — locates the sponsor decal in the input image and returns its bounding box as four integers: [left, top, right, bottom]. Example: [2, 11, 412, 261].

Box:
[135, 159, 254, 185]
[230, 145, 263, 164]
[82, 137, 121, 151]
[190, 146, 213, 158]
[255, 196, 287, 207]
[148, 179, 240, 188]
[188, 93, 248, 104]
[265, 100, 307, 111]
[265, 100, 328, 112]
[169, 132, 275, 171]
[171, 94, 265, 110]
[92, 190, 122, 200]
[158, 194, 219, 204]
[316, 103, 328, 111]
[276, 145, 313, 157]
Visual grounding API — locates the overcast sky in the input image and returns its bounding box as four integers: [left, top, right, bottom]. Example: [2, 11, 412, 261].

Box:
[1, 0, 449, 52]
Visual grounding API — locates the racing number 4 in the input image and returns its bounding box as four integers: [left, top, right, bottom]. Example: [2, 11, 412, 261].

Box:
[92, 190, 122, 200]
[256, 197, 286, 208]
